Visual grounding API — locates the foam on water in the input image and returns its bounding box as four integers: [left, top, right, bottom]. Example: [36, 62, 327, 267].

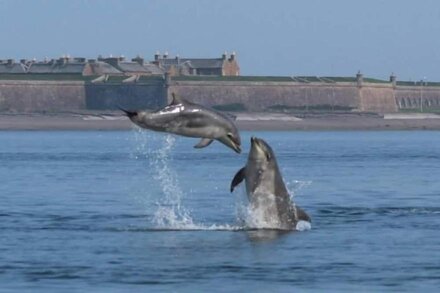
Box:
[295, 220, 312, 231]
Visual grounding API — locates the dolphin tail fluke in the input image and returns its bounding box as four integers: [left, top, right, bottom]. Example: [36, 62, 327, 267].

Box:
[230, 167, 245, 192]
[194, 138, 214, 149]
[117, 105, 137, 118]
[295, 206, 311, 223]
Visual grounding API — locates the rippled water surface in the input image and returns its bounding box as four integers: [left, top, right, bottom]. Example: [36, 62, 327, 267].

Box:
[1, 130, 439, 292]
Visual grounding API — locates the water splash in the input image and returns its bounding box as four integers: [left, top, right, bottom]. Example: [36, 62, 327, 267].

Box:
[235, 188, 285, 230]
[234, 183, 312, 231]
[239, 201, 312, 231]
[288, 180, 313, 231]
[130, 128, 311, 232]
[286, 179, 313, 200]
[131, 128, 195, 229]
[246, 191, 282, 229]
[296, 221, 312, 231]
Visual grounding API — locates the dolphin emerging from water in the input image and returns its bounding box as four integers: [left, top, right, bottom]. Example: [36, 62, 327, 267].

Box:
[230, 137, 311, 230]
[120, 93, 241, 153]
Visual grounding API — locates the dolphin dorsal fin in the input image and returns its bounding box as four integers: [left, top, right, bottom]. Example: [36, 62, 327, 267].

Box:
[170, 92, 186, 106]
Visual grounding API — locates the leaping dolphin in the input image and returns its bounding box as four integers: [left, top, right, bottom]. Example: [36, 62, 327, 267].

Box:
[120, 93, 241, 153]
[230, 137, 311, 230]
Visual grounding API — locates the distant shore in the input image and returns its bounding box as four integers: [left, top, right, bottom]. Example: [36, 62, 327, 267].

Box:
[1, 112, 440, 131]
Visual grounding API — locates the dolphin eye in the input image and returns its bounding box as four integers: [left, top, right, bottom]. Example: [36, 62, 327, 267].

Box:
[265, 152, 271, 161]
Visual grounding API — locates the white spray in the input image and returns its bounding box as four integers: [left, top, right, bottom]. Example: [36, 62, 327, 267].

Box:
[132, 128, 194, 229]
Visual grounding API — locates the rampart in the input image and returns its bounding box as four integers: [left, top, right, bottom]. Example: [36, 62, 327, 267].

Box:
[0, 80, 86, 112]
[85, 81, 166, 110]
[2, 76, 440, 113]
[395, 85, 440, 111]
[0, 78, 165, 112]
[168, 79, 397, 113]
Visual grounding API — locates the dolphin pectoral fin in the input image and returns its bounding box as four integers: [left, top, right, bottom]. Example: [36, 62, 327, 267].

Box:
[194, 138, 214, 149]
[295, 206, 311, 223]
[230, 167, 245, 192]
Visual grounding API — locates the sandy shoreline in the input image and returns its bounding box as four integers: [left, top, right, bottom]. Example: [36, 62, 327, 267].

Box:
[1, 112, 440, 131]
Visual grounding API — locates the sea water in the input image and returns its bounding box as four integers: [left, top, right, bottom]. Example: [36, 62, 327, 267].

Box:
[0, 130, 439, 292]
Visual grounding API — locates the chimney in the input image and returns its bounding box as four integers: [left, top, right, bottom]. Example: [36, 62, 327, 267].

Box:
[58, 56, 68, 66]
[164, 72, 171, 87]
[154, 51, 160, 61]
[389, 73, 397, 88]
[222, 51, 227, 60]
[104, 57, 120, 67]
[132, 56, 144, 65]
[20, 59, 28, 64]
[356, 70, 363, 88]
[74, 57, 86, 63]
[6, 59, 14, 66]
[163, 51, 168, 59]
[229, 51, 236, 61]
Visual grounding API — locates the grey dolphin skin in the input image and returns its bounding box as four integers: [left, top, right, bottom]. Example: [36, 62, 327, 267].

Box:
[120, 93, 241, 153]
[230, 137, 311, 230]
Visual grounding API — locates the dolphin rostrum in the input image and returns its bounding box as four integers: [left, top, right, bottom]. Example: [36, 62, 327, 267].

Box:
[230, 137, 311, 230]
[120, 93, 241, 153]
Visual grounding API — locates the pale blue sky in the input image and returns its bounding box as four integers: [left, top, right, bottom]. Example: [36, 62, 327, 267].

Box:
[1, 0, 439, 80]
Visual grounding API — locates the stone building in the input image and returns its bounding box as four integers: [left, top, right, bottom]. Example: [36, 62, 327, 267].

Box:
[0, 59, 28, 74]
[82, 59, 123, 76]
[98, 56, 164, 76]
[152, 52, 240, 76]
[27, 57, 85, 74]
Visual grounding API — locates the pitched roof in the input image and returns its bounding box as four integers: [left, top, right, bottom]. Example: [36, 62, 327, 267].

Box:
[98, 56, 164, 75]
[27, 62, 54, 73]
[117, 61, 150, 73]
[51, 63, 85, 74]
[87, 61, 122, 75]
[182, 58, 224, 69]
[157, 58, 225, 70]
[27, 58, 88, 74]
[143, 63, 165, 75]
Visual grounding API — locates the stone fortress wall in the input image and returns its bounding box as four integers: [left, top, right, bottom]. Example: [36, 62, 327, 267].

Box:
[0, 79, 166, 112]
[1, 53, 440, 114]
[0, 80, 86, 112]
[168, 77, 397, 113]
[1, 75, 440, 113]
